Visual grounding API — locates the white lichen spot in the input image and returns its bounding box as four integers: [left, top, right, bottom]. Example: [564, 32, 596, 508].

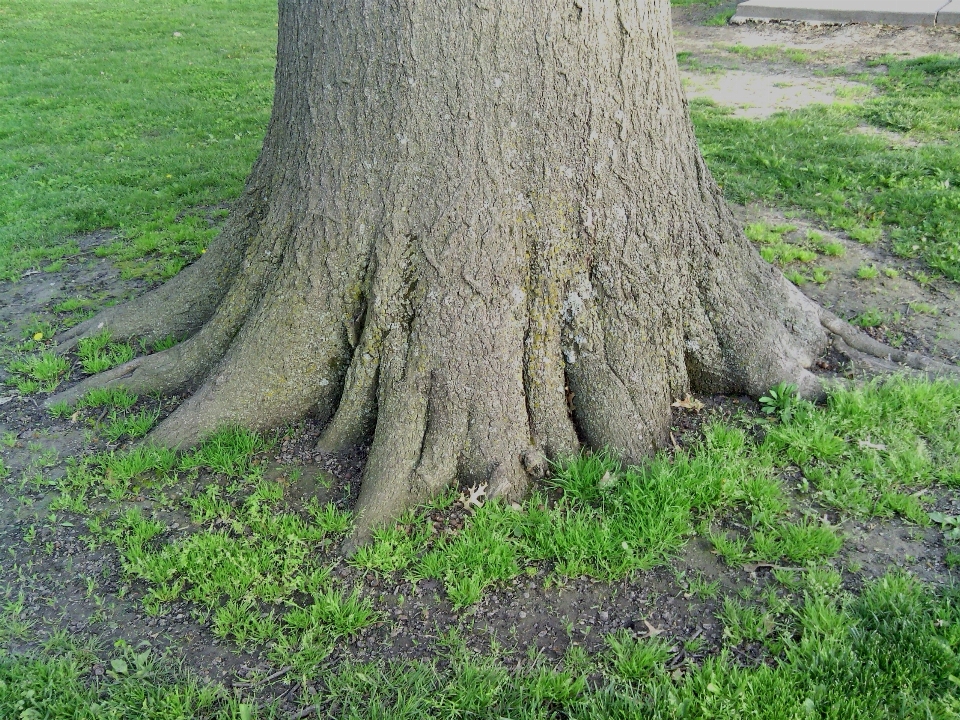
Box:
[319, 378, 329, 387]
[493, 77, 503, 88]
[560, 165, 575, 180]
[397, 134, 408, 146]
[510, 285, 525, 304]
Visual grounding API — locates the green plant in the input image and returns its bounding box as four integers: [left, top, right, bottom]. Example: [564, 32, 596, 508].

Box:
[853, 308, 884, 327]
[857, 264, 879, 280]
[100, 408, 160, 443]
[77, 332, 134, 374]
[849, 226, 882, 244]
[759, 382, 798, 422]
[7, 352, 70, 393]
[704, 8, 735, 25]
[48, 400, 72, 419]
[784, 269, 808, 285]
[605, 630, 672, 679]
[719, 597, 774, 644]
[928, 511, 960, 542]
[883, 267, 899, 278]
[77, 387, 138, 411]
[909, 301, 938, 316]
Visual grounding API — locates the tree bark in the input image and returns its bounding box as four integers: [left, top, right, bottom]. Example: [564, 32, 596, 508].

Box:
[52, 0, 831, 541]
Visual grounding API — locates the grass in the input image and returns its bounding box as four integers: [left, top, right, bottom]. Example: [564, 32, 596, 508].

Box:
[0, 639, 262, 719]
[0, 0, 276, 282]
[691, 54, 960, 280]
[725, 43, 814, 64]
[764, 377, 960, 520]
[4, 571, 958, 718]
[6, 351, 69, 393]
[77, 331, 135, 375]
[40, 378, 954, 670]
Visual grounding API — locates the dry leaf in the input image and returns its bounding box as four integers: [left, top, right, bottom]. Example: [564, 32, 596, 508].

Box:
[858, 439, 887, 451]
[460, 483, 487, 510]
[643, 619, 663, 637]
[671, 395, 704, 411]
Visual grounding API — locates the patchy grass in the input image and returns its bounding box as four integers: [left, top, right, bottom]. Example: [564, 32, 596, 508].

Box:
[6, 351, 70, 394]
[77, 331, 135, 375]
[54, 377, 959, 661]
[724, 43, 815, 64]
[4, 571, 958, 718]
[765, 377, 960, 520]
[0, 0, 276, 282]
[692, 55, 960, 280]
[0, 638, 263, 719]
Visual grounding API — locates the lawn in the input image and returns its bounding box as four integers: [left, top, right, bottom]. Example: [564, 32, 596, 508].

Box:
[0, 0, 275, 282]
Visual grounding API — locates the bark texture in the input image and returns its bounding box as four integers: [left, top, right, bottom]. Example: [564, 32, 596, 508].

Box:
[53, 0, 830, 540]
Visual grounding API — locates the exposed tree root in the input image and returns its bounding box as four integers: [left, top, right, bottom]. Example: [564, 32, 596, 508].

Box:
[45, 0, 960, 552]
[53, 213, 258, 353]
[820, 308, 960, 380]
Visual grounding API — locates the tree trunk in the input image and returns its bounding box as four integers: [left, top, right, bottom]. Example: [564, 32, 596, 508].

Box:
[53, 0, 830, 541]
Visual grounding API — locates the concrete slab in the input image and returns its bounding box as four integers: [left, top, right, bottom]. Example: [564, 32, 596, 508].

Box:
[938, 0, 960, 23]
[733, 0, 950, 26]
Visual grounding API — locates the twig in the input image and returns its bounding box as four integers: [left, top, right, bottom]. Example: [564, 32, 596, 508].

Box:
[233, 665, 292, 688]
[292, 705, 318, 719]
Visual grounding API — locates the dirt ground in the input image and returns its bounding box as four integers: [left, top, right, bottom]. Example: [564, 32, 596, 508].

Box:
[1, 12, 958, 714]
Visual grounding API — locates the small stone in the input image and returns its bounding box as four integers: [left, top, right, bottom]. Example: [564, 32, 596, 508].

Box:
[598, 610, 609, 622]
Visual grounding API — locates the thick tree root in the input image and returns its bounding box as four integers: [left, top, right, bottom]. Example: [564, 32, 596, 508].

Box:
[49, 0, 960, 553]
[820, 308, 960, 380]
[54, 226, 250, 353]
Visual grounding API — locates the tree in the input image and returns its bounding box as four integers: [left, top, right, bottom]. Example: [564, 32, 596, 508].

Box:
[50, 0, 953, 543]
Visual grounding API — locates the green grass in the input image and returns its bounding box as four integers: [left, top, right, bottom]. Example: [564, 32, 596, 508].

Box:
[0, 0, 276, 282]
[77, 331, 135, 374]
[4, 572, 959, 718]
[765, 377, 960, 520]
[6, 351, 70, 393]
[0, 639, 264, 719]
[692, 55, 960, 280]
[725, 43, 814, 64]
[277, 573, 960, 718]
[704, 8, 736, 25]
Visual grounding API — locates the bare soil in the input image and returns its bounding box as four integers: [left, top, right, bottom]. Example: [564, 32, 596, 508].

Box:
[1, 12, 958, 715]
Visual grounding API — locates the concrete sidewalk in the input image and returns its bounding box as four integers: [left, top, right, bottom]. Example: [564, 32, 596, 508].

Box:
[733, 0, 960, 25]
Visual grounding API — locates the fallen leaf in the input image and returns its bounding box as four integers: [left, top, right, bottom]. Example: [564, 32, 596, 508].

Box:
[671, 395, 704, 411]
[643, 619, 663, 637]
[460, 483, 487, 510]
[858, 439, 886, 451]
[742, 562, 775, 573]
[598, 470, 616, 489]
[0, 396, 13, 406]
